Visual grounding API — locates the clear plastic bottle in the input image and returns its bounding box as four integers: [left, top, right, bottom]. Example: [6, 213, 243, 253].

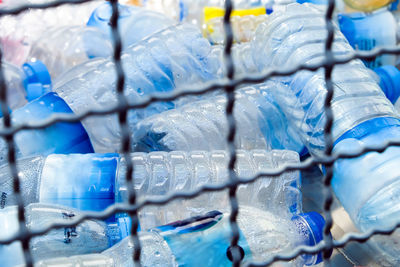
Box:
[33, 206, 328, 267]
[0, 23, 223, 166]
[131, 83, 306, 155]
[244, 3, 400, 265]
[128, 65, 399, 155]
[0, 149, 301, 230]
[27, 26, 112, 79]
[0, 0, 101, 65]
[87, 2, 175, 50]
[0, 203, 127, 266]
[1, 60, 51, 111]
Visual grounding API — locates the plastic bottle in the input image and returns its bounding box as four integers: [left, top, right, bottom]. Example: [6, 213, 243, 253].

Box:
[0, 150, 301, 229]
[1, 60, 51, 111]
[131, 84, 306, 155]
[0, 23, 223, 166]
[338, 7, 397, 68]
[140, 0, 273, 44]
[27, 26, 113, 79]
[33, 206, 328, 266]
[131, 64, 400, 156]
[0, 0, 101, 65]
[87, 2, 175, 50]
[0, 203, 130, 267]
[26, 3, 174, 79]
[243, 3, 400, 265]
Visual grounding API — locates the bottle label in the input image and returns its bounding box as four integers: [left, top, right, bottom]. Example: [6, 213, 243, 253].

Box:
[39, 153, 119, 212]
[12, 92, 94, 156]
[153, 211, 252, 266]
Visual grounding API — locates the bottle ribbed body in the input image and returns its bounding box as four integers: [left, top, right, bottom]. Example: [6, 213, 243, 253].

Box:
[116, 149, 300, 229]
[132, 84, 304, 153]
[248, 3, 398, 156]
[54, 24, 223, 153]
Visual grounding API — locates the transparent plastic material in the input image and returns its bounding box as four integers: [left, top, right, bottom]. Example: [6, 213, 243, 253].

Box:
[2, 61, 29, 109]
[132, 84, 305, 154]
[0, 0, 101, 65]
[0, 150, 301, 230]
[28, 26, 113, 79]
[116, 150, 301, 229]
[0, 203, 112, 266]
[248, 3, 400, 265]
[241, 3, 397, 156]
[34, 206, 322, 266]
[54, 24, 224, 153]
[87, 3, 175, 50]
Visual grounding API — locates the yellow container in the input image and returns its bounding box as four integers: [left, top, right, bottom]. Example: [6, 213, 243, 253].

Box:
[343, 0, 394, 12]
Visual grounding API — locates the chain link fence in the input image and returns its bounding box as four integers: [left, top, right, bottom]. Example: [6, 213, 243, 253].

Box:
[0, 0, 399, 266]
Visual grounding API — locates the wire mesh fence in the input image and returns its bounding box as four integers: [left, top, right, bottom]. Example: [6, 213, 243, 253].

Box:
[0, 0, 399, 266]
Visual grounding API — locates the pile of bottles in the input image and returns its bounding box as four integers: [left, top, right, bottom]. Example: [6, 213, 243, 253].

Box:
[0, 0, 400, 266]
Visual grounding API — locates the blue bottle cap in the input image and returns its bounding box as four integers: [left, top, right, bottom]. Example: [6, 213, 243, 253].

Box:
[22, 60, 51, 86]
[25, 83, 47, 102]
[22, 60, 52, 101]
[292, 212, 332, 265]
[374, 65, 400, 104]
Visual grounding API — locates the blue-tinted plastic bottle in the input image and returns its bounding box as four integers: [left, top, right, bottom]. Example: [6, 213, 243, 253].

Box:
[0, 22, 223, 165]
[0, 150, 302, 229]
[338, 7, 397, 68]
[28, 206, 328, 266]
[0, 203, 131, 267]
[2, 60, 51, 110]
[242, 3, 400, 265]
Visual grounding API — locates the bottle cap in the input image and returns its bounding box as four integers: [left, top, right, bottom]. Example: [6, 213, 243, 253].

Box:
[25, 83, 47, 102]
[292, 212, 332, 265]
[374, 65, 400, 104]
[22, 60, 52, 101]
[22, 60, 51, 87]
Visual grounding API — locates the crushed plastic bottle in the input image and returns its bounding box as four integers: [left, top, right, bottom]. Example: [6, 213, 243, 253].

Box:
[27, 26, 113, 79]
[0, 150, 301, 230]
[0, 23, 224, 167]
[0, 203, 127, 266]
[26, 3, 174, 79]
[0, 0, 101, 65]
[241, 3, 400, 265]
[132, 83, 306, 155]
[33, 206, 328, 266]
[87, 2, 175, 50]
[1, 60, 51, 111]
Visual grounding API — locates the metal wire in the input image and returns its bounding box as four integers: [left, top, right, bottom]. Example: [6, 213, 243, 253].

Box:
[1, 0, 400, 266]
